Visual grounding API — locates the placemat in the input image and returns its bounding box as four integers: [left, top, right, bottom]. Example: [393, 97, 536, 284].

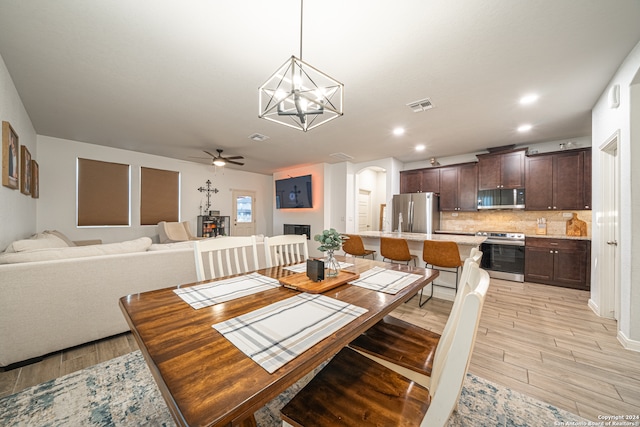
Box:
[174, 272, 281, 309]
[348, 266, 423, 294]
[213, 293, 367, 373]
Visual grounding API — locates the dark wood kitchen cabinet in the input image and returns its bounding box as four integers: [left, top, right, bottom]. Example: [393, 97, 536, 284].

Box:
[525, 149, 591, 211]
[399, 168, 440, 193]
[439, 162, 477, 211]
[477, 149, 526, 190]
[525, 237, 590, 290]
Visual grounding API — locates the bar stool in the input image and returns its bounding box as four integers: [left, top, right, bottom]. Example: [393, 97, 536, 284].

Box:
[341, 234, 376, 259]
[420, 240, 464, 305]
[380, 237, 418, 266]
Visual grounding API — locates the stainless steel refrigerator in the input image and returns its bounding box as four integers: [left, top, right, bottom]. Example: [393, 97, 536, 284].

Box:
[392, 193, 440, 233]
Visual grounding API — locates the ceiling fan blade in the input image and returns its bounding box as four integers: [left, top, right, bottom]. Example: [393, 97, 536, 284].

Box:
[227, 160, 245, 166]
[226, 155, 244, 160]
[203, 150, 217, 158]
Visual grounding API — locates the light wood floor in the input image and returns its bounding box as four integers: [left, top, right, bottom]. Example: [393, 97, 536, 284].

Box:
[2, 278, 639, 421]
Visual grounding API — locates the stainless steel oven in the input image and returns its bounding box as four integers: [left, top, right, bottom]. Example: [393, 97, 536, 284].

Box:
[477, 231, 525, 282]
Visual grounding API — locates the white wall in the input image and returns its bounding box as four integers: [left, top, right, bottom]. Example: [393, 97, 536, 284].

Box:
[592, 39, 640, 347]
[273, 163, 327, 257]
[0, 54, 37, 250]
[36, 135, 273, 243]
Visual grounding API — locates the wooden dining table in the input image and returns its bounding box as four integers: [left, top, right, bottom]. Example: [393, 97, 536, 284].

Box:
[119, 256, 439, 427]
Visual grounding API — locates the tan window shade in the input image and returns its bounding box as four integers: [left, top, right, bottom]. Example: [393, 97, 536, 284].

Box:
[140, 167, 179, 225]
[77, 158, 130, 226]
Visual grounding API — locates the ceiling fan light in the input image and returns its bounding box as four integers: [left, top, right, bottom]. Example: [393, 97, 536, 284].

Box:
[213, 159, 226, 167]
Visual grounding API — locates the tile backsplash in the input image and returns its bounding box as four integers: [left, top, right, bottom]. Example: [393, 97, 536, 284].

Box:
[440, 210, 592, 236]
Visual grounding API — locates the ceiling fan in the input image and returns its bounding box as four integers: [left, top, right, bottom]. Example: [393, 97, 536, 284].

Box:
[195, 149, 245, 167]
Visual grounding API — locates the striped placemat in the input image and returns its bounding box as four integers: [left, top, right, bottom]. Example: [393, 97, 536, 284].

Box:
[348, 266, 423, 294]
[174, 272, 280, 309]
[213, 293, 367, 373]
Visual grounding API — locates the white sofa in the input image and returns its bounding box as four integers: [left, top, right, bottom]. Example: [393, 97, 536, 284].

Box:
[0, 232, 271, 368]
[0, 233, 199, 368]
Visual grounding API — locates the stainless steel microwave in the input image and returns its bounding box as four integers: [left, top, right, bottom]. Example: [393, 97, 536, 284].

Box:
[477, 189, 525, 209]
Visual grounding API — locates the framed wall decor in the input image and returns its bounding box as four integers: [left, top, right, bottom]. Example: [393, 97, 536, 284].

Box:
[20, 145, 32, 195]
[2, 121, 19, 189]
[31, 159, 39, 199]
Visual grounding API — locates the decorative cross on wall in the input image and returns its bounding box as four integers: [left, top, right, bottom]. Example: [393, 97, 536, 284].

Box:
[197, 179, 219, 214]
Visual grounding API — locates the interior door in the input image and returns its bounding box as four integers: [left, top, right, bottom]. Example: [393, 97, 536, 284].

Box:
[357, 190, 371, 232]
[231, 190, 256, 236]
[599, 133, 620, 320]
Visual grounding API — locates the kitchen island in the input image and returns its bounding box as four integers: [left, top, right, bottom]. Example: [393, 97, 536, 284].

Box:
[352, 231, 486, 301]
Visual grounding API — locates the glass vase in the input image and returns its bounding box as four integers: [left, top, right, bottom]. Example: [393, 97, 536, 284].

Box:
[325, 249, 340, 278]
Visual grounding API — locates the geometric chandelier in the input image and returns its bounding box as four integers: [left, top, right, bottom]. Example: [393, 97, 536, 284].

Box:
[258, 0, 344, 132]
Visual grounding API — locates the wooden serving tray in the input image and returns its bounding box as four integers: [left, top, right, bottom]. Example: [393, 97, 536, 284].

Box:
[280, 270, 360, 294]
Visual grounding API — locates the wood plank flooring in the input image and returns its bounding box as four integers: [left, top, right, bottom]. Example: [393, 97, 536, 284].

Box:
[1, 278, 639, 422]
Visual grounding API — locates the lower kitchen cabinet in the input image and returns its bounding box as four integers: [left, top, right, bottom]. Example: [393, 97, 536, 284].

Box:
[524, 237, 590, 290]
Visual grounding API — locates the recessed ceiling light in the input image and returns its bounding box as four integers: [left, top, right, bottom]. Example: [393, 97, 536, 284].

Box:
[519, 94, 539, 105]
[415, 144, 426, 151]
[517, 124, 533, 132]
[393, 127, 405, 136]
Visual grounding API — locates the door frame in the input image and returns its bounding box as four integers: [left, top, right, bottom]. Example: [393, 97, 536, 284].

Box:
[596, 130, 620, 320]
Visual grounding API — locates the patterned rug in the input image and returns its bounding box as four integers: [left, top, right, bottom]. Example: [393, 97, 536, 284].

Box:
[0, 350, 588, 426]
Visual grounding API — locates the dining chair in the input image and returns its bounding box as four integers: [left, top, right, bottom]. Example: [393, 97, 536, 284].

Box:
[193, 235, 259, 281]
[422, 239, 465, 300]
[348, 249, 482, 388]
[263, 234, 309, 268]
[380, 236, 418, 266]
[341, 234, 376, 259]
[280, 264, 490, 427]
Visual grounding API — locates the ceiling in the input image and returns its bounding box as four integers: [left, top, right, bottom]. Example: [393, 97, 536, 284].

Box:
[1, 1, 640, 175]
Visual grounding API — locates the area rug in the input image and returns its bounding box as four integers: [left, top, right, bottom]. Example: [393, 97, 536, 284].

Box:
[0, 350, 588, 426]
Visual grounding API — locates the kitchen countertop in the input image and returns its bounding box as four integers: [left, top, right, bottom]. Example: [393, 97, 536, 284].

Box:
[356, 231, 486, 246]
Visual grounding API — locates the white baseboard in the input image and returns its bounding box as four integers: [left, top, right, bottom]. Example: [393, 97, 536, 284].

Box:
[588, 298, 601, 316]
[617, 330, 640, 352]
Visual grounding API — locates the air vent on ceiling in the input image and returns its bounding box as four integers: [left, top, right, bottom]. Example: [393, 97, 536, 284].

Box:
[406, 98, 434, 113]
[330, 152, 354, 161]
[248, 133, 270, 142]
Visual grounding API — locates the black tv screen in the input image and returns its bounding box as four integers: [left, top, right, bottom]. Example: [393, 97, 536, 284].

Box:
[275, 175, 313, 209]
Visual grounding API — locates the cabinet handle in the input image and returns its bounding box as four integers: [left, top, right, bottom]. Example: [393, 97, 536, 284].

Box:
[585, 205, 590, 209]
[553, 206, 557, 209]
[549, 250, 553, 253]
[548, 206, 552, 209]
[555, 251, 559, 254]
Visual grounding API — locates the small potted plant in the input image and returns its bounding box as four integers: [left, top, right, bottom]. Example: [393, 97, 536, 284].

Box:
[314, 228, 345, 277]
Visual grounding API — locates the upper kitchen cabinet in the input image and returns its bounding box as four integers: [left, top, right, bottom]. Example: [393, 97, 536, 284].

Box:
[525, 148, 591, 211]
[477, 148, 526, 190]
[399, 168, 440, 194]
[439, 162, 478, 211]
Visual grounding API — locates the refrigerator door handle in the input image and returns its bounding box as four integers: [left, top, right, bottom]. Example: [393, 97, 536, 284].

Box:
[409, 201, 414, 232]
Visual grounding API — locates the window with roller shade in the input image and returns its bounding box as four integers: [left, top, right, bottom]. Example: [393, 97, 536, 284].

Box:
[140, 167, 180, 225]
[77, 158, 130, 226]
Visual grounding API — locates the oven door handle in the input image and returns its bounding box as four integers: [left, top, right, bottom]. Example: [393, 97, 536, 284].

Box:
[482, 239, 525, 246]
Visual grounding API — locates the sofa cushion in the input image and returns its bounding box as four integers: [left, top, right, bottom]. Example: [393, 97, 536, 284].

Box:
[43, 230, 77, 247]
[148, 241, 195, 251]
[0, 237, 152, 264]
[3, 233, 70, 253]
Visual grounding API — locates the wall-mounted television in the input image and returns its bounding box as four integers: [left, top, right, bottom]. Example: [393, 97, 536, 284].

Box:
[275, 174, 313, 209]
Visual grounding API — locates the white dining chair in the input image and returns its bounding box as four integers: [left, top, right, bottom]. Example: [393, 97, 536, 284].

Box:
[348, 248, 483, 388]
[193, 235, 259, 281]
[263, 234, 309, 268]
[280, 264, 491, 427]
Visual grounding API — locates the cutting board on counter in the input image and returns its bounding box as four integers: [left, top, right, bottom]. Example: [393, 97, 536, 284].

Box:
[566, 213, 587, 237]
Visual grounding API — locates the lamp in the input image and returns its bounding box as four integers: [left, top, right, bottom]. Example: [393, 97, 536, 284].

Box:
[213, 158, 225, 167]
[258, 0, 343, 132]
